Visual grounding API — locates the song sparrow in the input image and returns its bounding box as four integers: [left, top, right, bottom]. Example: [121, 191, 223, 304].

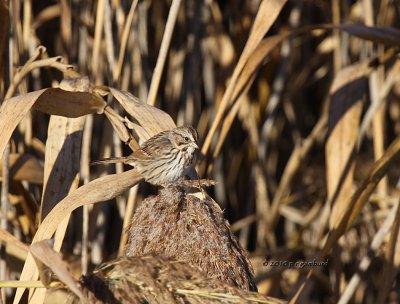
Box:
[92, 126, 199, 186]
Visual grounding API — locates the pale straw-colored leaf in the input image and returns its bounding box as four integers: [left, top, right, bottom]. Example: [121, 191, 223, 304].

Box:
[326, 62, 369, 229]
[40, 116, 85, 220]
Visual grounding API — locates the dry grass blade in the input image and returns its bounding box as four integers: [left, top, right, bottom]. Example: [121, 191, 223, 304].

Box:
[0, 228, 29, 253]
[213, 34, 287, 158]
[109, 87, 176, 136]
[326, 62, 369, 228]
[202, 0, 287, 155]
[0, 1, 8, 93]
[338, 200, 400, 304]
[31, 115, 85, 304]
[91, 0, 105, 82]
[30, 240, 87, 303]
[290, 137, 400, 303]
[147, 0, 182, 106]
[13, 169, 143, 304]
[338, 24, 400, 46]
[113, 0, 139, 81]
[376, 196, 400, 303]
[210, 24, 399, 158]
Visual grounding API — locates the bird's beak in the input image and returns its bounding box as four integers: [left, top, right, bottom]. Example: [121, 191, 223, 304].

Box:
[192, 142, 199, 149]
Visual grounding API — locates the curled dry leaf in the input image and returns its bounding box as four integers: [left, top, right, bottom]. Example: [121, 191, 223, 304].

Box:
[0, 80, 106, 160]
[103, 106, 138, 150]
[109, 87, 176, 137]
[13, 169, 143, 304]
[30, 240, 87, 303]
[32, 89, 106, 117]
[123, 117, 151, 144]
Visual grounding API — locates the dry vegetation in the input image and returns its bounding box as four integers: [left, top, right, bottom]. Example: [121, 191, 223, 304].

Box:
[0, 0, 400, 303]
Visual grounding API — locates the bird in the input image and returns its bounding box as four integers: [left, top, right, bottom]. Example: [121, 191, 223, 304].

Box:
[91, 126, 199, 186]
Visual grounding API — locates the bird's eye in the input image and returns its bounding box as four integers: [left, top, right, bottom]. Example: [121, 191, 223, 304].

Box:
[184, 137, 189, 141]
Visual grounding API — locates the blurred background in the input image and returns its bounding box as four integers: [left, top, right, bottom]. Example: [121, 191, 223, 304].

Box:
[1, 0, 400, 303]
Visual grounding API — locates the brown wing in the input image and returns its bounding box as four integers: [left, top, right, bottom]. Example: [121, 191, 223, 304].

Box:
[131, 130, 171, 160]
[94, 130, 172, 164]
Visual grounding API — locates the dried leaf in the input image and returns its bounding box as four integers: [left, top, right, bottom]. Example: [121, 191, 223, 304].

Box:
[13, 169, 143, 304]
[109, 87, 176, 137]
[26, 115, 86, 304]
[30, 240, 87, 302]
[202, 0, 287, 154]
[33, 88, 105, 117]
[339, 24, 400, 47]
[326, 62, 369, 228]
[0, 87, 105, 160]
[103, 106, 138, 149]
[40, 116, 85, 220]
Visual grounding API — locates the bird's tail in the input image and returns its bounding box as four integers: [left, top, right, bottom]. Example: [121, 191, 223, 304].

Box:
[91, 157, 127, 165]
